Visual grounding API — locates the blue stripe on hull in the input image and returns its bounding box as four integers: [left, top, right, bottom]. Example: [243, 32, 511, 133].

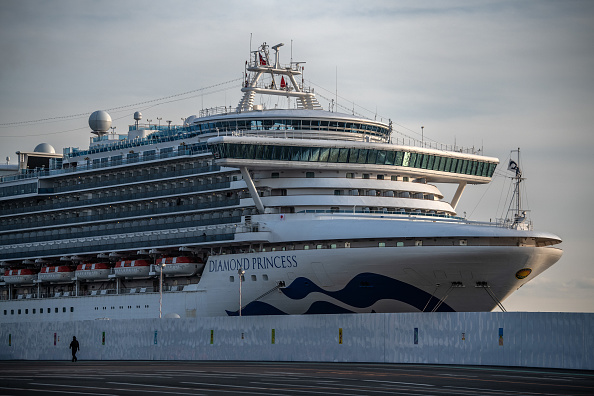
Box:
[226, 273, 454, 316]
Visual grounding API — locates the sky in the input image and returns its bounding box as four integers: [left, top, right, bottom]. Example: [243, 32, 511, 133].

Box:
[1, 0, 593, 312]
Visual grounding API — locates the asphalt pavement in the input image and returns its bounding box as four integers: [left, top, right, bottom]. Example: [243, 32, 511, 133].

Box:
[0, 360, 592, 395]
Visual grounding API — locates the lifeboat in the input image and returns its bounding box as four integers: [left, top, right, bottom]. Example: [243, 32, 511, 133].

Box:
[3, 268, 38, 284]
[156, 256, 204, 277]
[113, 259, 151, 278]
[38, 265, 75, 283]
[75, 262, 111, 280]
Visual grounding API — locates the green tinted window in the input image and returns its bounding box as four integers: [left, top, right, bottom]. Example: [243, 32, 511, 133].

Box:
[444, 157, 452, 172]
[402, 152, 411, 167]
[357, 149, 368, 163]
[385, 150, 395, 165]
[338, 148, 349, 163]
[421, 154, 429, 169]
[300, 147, 311, 161]
[438, 157, 446, 171]
[310, 147, 320, 161]
[329, 148, 340, 162]
[367, 150, 377, 164]
[376, 150, 386, 164]
[476, 161, 484, 176]
[348, 149, 359, 163]
[319, 147, 330, 162]
[395, 151, 404, 166]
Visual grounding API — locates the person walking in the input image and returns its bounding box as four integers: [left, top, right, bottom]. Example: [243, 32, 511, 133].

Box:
[69, 336, 80, 362]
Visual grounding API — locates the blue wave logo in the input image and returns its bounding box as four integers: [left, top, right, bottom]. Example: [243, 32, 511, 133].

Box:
[226, 272, 454, 316]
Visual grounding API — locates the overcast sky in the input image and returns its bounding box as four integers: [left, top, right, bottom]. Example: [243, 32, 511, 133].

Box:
[1, 0, 593, 312]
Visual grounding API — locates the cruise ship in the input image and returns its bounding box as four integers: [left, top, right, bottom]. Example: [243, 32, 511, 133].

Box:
[0, 42, 562, 322]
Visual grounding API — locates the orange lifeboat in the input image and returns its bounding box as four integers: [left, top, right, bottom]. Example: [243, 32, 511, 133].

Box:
[38, 265, 75, 283]
[3, 268, 38, 284]
[75, 262, 111, 281]
[113, 259, 151, 278]
[156, 256, 204, 277]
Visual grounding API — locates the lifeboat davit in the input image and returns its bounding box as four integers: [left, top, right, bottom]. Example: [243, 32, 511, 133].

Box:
[3, 268, 38, 284]
[156, 256, 204, 277]
[113, 259, 151, 278]
[38, 265, 75, 283]
[75, 262, 111, 280]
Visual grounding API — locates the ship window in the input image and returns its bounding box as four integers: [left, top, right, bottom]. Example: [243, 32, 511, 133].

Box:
[25, 309, 28, 314]
[330, 244, 337, 249]
[346, 172, 355, 178]
[348, 149, 359, 163]
[338, 148, 349, 163]
[379, 242, 386, 247]
[363, 173, 370, 179]
[403, 176, 409, 182]
[377, 174, 384, 180]
[470, 161, 478, 175]
[367, 150, 378, 164]
[316, 244, 323, 249]
[309, 147, 320, 161]
[302, 147, 312, 161]
[460, 239, 468, 246]
[391, 175, 398, 181]
[415, 240, 423, 246]
[3, 310, 6, 315]
[306, 172, 315, 178]
[62, 307, 66, 313]
[18, 309, 21, 315]
[251, 275, 257, 281]
[230, 276, 235, 282]
[445, 157, 452, 172]
[402, 152, 411, 167]
[11, 310, 14, 315]
[33, 309, 36, 314]
[334, 190, 343, 195]
[319, 147, 330, 162]
[55, 308, 58, 313]
[357, 149, 368, 164]
[329, 148, 340, 162]
[421, 155, 429, 169]
[397, 241, 404, 247]
[304, 245, 309, 250]
[263, 274, 269, 281]
[376, 150, 386, 164]
[385, 150, 396, 165]
[271, 172, 280, 178]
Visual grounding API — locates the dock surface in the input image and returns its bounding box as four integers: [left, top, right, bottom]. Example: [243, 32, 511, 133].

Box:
[0, 360, 592, 395]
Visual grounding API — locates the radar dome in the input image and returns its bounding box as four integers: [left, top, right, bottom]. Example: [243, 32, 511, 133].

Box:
[34, 143, 55, 154]
[88, 110, 112, 134]
[134, 111, 142, 121]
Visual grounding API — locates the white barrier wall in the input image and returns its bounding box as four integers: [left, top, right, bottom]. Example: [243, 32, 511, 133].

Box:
[1, 312, 592, 370]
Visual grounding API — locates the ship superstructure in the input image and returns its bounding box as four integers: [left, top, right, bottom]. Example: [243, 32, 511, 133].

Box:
[0, 42, 562, 322]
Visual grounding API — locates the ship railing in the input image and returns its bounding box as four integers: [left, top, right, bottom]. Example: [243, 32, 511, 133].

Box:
[298, 209, 531, 229]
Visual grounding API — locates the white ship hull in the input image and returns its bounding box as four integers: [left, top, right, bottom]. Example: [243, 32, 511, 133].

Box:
[0, 242, 561, 321]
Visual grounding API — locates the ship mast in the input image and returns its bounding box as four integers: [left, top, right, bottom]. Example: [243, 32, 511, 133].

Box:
[236, 42, 323, 112]
[507, 147, 528, 229]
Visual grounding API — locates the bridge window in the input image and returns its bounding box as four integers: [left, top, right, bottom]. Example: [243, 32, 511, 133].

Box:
[306, 172, 315, 178]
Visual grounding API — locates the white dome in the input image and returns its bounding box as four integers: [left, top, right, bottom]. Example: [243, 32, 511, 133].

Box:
[34, 143, 55, 154]
[89, 110, 112, 133]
